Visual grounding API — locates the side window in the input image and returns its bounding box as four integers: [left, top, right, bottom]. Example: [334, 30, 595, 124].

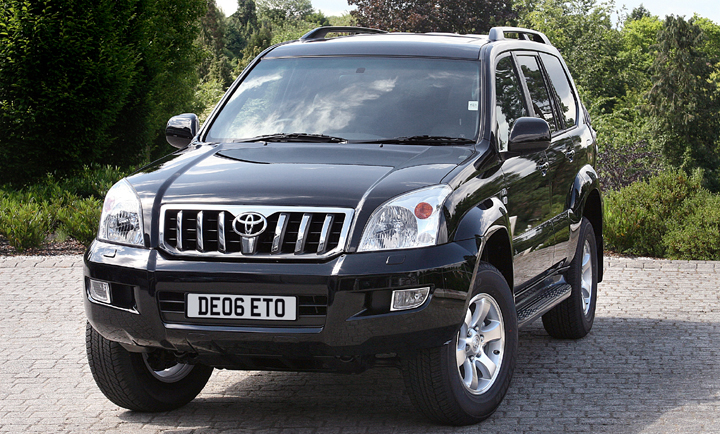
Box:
[516, 55, 557, 133]
[540, 53, 578, 129]
[495, 55, 528, 152]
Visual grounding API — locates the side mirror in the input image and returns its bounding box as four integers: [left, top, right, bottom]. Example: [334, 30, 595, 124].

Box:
[166, 113, 199, 149]
[507, 117, 551, 154]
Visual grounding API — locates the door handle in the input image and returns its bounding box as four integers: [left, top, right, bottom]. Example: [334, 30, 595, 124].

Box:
[565, 149, 575, 162]
[537, 162, 550, 176]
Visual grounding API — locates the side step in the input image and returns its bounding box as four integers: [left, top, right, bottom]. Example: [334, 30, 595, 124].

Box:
[516, 284, 572, 328]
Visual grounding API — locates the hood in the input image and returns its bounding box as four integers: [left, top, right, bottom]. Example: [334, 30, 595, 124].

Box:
[128, 142, 474, 248]
[129, 142, 473, 208]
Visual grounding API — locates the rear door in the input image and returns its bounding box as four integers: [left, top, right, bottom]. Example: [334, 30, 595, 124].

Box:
[537, 52, 583, 265]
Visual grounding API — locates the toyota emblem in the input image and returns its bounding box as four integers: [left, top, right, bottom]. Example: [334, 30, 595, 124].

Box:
[232, 212, 267, 238]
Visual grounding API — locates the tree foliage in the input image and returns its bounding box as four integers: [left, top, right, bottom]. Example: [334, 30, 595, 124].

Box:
[645, 15, 720, 190]
[517, 0, 623, 111]
[0, 0, 137, 183]
[0, 0, 206, 184]
[348, 0, 516, 33]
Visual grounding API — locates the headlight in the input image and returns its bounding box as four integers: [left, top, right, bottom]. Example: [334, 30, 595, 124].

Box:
[98, 179, 145, 246]
[358, 185, 452, 252]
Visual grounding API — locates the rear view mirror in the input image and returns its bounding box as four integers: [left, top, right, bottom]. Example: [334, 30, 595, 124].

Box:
[507, 117, 551, 154]
[166, 113, 199, 149]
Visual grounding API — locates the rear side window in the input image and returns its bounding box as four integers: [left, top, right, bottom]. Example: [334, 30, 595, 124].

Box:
[540, 53, 578, 129]
[516, 55, 557, 133]
[494, 56, 528, 152]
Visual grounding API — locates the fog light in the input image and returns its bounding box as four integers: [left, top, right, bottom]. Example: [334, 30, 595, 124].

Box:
[391, 287, 430, 311]
[89, 280, 111, 304]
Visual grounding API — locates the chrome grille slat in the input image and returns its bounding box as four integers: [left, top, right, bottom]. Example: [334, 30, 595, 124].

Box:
[317, 215, 334, 254]
[159, 205, 353, 260]
[196, 211, 204, 252]
[176, 210, 183, 251]
[272, 213, 288, 253]
[218, 212, 226, 253]
[295, 213, 312, 254]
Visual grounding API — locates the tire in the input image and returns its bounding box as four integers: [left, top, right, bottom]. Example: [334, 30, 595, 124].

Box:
[542, 217, 598, 339]
[86, 322, 213, 412]
[401, 263, 518, 426]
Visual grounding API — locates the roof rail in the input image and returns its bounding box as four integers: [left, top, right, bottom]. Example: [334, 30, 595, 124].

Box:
[300, 26, 387, 42]
[488, 27, 552, 45]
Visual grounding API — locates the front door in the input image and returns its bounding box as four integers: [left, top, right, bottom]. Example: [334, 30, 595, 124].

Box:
[495, 53, 555, 290]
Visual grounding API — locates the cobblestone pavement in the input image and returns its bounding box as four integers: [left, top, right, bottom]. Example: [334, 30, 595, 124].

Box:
[1, 255, 719, 433]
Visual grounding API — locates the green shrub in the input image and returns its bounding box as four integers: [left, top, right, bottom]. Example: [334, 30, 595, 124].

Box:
[58, 164, 130, 199]
[604, 169, 704, 257]
[663, 191, 720, 260]
[57, 197, 102, 247]
[0, 198, 51, 252]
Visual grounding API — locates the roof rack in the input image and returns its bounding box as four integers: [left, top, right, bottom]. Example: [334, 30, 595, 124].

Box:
[300, 26, 387, 42]
[488, 27, 552, 45]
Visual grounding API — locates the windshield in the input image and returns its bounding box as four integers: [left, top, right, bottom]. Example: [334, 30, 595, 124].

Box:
[206, 56, 480, 143]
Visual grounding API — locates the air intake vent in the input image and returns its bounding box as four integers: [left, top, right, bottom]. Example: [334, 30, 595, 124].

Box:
[160, 205, 353, 259]
[157, 292, 328, 326]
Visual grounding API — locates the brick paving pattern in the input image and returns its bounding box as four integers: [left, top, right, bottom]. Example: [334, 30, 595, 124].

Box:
[0, 255, 719, 433]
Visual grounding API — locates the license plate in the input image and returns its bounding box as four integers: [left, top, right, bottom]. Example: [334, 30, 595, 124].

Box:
[186, 294, 297, 320]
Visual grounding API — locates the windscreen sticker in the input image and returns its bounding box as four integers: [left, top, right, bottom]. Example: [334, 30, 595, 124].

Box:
[468, 101, 479, 111]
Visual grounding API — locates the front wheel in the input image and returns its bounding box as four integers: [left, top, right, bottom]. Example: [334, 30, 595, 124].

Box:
[86, 322, 213, 412]
[402, 263, 518, 425]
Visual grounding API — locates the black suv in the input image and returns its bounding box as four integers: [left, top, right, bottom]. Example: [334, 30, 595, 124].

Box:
[85, 26, 602, 425]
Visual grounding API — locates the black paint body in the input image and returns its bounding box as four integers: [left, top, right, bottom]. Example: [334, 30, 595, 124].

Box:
[85, 32, 603, 373]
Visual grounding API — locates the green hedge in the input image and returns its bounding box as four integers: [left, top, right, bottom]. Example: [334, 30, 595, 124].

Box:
[605, 169, 720, 259]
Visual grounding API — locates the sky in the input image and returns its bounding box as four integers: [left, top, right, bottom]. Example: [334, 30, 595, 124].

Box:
[216, 0, 719, 24]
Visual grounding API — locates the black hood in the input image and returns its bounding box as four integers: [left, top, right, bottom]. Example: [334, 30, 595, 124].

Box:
[127, 142, 474, 247]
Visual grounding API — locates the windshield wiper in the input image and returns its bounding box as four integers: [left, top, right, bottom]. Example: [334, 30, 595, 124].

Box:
[233, 133, 347, 143]
[362, 135, 476, 145]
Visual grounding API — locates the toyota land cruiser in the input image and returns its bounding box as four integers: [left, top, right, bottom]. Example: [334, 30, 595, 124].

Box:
[84, 26, 603, 426]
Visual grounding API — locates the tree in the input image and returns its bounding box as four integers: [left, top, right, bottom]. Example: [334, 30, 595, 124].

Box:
[256, 0, 313, 22]
[106, 0, 207, 166]
[0, 0, 138, 183]
[645, 15, 720, 190]
[197, 0, 234, 88]
[347, 0, 516, 33]
[226, 0, 259, 58]
[0, 0, 206, 183]
[517, 0, 623, 112]
[627, 4, 651, 22]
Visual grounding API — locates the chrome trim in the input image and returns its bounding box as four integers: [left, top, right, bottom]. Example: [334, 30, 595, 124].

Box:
[241, 236, 259, 254]
[317, 214, 334, 254]
[272, 213, 288, 253]
[196, 211, 204, 252]
[295, 213, 312, 253]
[159, 205, 354, 260]
[218, 211, 226, 253]
[86, 290, 139, 315]
[176, 210, 183, 251]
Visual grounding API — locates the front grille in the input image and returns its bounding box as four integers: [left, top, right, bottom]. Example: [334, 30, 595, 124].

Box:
[159, 205, 353, 259]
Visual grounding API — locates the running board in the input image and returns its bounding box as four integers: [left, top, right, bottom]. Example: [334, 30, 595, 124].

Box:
[516, 284, 572, 328]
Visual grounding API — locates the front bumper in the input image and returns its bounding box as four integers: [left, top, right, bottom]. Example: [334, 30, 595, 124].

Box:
[84, 239, 479, 368]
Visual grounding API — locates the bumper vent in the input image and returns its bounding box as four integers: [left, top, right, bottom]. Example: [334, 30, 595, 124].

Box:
[157, 292, 328, 326]
[159, 205, 353, 259]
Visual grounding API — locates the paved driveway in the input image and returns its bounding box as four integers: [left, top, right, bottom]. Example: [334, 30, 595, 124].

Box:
[1, 256, 719, 433]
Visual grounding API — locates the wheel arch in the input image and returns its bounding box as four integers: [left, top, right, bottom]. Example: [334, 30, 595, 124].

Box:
[582, 188, 603, 282]
[453, 197, 514, 293]
[568, 165, 603, 282]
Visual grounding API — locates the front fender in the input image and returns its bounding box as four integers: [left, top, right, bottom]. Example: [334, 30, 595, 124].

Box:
[453, 197, 510, 246]
[453, 197, 514, 289]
